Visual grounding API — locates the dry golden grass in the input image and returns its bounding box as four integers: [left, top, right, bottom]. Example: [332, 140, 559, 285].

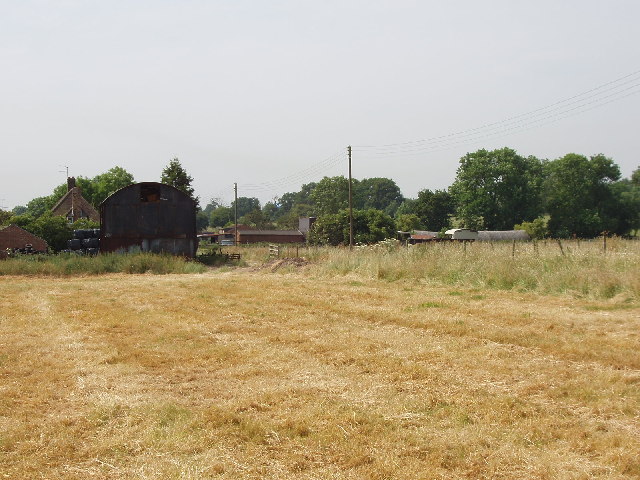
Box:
[1, 266, 639, 479]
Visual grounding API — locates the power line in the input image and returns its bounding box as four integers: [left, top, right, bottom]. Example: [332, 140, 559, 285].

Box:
[354, 69, 640, 153]
[238, 148, 346, 193]
[358, 87, 640, 157]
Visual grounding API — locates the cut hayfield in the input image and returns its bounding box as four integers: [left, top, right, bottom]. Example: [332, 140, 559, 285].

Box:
[1, 271, 639, 479]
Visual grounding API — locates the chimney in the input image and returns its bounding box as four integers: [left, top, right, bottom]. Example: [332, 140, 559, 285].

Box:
[67, 177, 76, 192]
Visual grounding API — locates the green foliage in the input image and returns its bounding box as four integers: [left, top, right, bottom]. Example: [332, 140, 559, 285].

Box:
[450, 148, 544, 230]
[10, 205, 27, 216]
[23, 196, 57, 218]
[354, 177, 404, 216]
[161, 158, 199, 209]
[231, 197, 261, 219]
[395, 213, 421, 233]
[209, 206, 233, 228]
[0, 253, 206, 276]
[27, 213, 72, 252]
[609, 180, 640, 235]
[310, 176, 350, 216]
[196, 211, 210, 232]
[515, 216, 549, 239]
[3, 215, 98, 252]
[276, 183, 317, 219]
[632, 167, 640, 186]
[240, 209, 272, 229]
[544, 153, 622, 237]
[71, 218, 100, 230]
[308, 212, 346, 246]
[91, 167, 135, 205]
[308, 209, 395, 246]
[357, 209, 396, 244]
[0, 209, 12, 226]
[412, 189, 454, 231]
[19, 167, 134, 223]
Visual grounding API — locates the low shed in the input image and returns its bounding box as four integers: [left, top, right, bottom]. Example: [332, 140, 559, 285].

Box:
[100, 182, 197, 257]
[0, 225, 48, 253]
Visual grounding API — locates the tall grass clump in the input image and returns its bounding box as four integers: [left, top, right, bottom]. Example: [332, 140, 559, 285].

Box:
[315, 239, 640, 300]
[0, 252, 207, 276]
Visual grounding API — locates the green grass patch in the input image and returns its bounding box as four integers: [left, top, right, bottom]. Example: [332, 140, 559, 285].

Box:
[0, 252, 207, 276]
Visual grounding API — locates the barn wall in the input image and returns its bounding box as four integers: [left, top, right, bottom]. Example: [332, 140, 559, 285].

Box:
[100, 183, 197, 257]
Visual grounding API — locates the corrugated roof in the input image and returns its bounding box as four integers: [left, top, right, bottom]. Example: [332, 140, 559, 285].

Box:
[478, 230, 530, 241]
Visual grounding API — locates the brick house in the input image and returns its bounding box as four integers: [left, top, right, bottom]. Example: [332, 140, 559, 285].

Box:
[0, 225, 48, 253]
[51, 177, 99, 223]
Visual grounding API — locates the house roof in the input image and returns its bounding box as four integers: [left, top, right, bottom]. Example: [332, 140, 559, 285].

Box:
[411, 234, 438, 240]
[0, 224, 48, 249]
[51, 187, 99, 221]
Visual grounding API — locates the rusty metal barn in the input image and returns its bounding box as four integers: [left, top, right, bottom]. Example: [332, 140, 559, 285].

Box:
[100, 182, 197, 257]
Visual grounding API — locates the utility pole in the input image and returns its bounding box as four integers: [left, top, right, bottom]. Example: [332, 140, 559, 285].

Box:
[348, 145, 353, 249]
[234, 183, 238, 246]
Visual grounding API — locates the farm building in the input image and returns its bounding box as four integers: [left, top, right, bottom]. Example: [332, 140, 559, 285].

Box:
[409, 231, 440, 244]
[218, 225, 254, 245]
[298, 217, 316, 235]
[0, 225, 48, 253]
[236, 229, 305, 244]
[99, 182, 197, 257]
[51, 177, 99, 223]
[478, 230, 531, 241]
[445, 228, 479, 241]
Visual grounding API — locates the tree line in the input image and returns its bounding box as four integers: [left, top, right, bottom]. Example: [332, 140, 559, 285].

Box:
[2, 150, 639, 250]
[206, 148, 639, 244]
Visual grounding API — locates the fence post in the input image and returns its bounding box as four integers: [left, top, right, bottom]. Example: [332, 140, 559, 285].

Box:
[512, 239, 516, 258]
[556, 239, 565, 256]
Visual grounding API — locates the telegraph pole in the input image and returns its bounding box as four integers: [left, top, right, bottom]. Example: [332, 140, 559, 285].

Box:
[234, 183, 238, 246]
[348, 145, 353, 249]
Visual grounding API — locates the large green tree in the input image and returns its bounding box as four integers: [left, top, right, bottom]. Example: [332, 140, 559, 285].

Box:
[209, 206, 233, 228]
[276, 182, 317, 219]
[450, 147, 544, 230]
[308, 209, 395, 245]
[91, 167, 135, 205]
[354, 177, 404, 216]
[310, 176, 351, 216]
[544, 153, 621, 237]
[411, 189, 455, 231]
[161, 158, 199, 208]
[231, 197, 261, 219]
[608, 180, 640, 235]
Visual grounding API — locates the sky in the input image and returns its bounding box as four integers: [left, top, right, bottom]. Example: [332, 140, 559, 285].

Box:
[1, 0, 639, 210]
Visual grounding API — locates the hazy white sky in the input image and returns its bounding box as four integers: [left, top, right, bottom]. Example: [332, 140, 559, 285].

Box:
[1, 0, 639, 209]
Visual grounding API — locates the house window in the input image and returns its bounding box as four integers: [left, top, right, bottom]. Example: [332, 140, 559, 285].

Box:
[140, 185, 161, 202]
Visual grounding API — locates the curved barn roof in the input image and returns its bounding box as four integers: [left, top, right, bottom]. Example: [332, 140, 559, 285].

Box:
[100, 182, 195, 206]
[478, 230, 531, 241]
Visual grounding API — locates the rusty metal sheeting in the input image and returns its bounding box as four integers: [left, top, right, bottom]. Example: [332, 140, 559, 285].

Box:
[100, 182, 197, 258]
